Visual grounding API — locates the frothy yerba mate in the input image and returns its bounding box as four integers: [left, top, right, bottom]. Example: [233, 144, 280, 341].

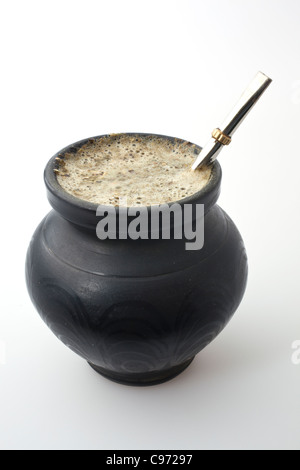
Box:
[56, 134, 212, 206]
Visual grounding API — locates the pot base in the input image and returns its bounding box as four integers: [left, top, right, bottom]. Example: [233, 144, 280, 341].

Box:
[88, 357, 195, 386]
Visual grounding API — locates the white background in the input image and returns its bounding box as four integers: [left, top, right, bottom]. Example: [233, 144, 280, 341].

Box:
[1, 0, 300, 450]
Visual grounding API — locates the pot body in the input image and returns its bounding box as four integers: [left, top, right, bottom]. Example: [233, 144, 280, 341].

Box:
[26, 206, 247, 385]
[26, 133, 248, 385]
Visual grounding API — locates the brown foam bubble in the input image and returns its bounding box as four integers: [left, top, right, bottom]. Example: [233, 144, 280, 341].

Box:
[56, 134, 212, 206]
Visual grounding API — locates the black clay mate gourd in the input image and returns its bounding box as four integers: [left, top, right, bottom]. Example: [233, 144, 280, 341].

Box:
[26, 133, 247, 385]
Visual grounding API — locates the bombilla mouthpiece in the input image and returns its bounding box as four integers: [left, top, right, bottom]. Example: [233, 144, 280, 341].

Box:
[192, 71, 272, 171]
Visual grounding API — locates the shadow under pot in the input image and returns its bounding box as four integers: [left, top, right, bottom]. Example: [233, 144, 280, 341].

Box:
[25, 133, 248, 386]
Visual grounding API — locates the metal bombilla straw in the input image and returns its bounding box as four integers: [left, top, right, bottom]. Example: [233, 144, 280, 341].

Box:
[192, 71, 272, 171]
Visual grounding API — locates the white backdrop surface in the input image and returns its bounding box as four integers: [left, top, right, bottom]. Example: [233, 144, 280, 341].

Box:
[0, 0, 299, 450]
